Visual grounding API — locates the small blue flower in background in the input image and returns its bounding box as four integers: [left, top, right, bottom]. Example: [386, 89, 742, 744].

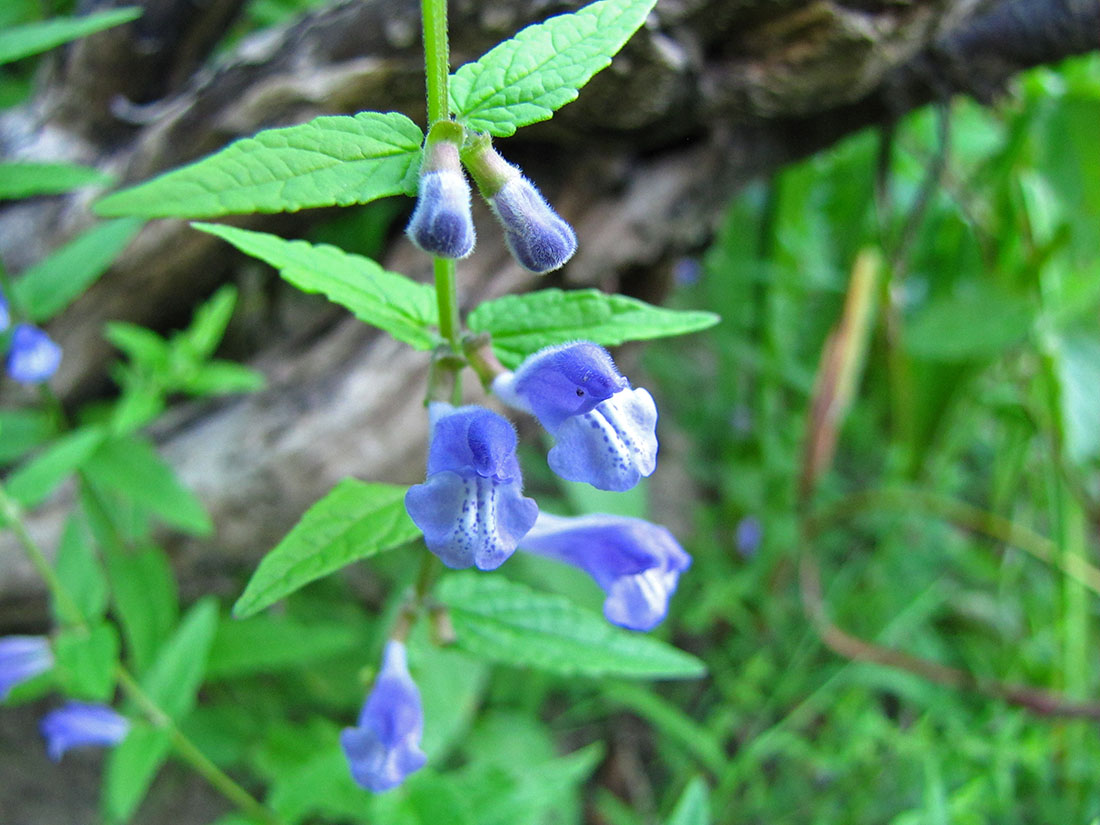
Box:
[520, 512, 692, 631]
[40, 702, 130, 761]
[6, 324, 62, 385]
[735, 515, 763, 558]
[489, 176, 577, 274]
[341, 640, 427, 792]
[0, 635, 54, 700]
[406, 124, 475, 260]
[0, 292, 10, 333]
[405, 403, 538, 570]
[494, 342, 658, 492]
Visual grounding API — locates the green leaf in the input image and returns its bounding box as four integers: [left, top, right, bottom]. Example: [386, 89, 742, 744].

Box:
[0, 161, 113, 199]
[195, 223, 440, 350]
[233, 479, 421, 618]
[103, 722, 172, 824]
[53, 622, 119, 702]
[13, 218, 143, 322]
[182, 360, 266, 396]
[96, 111, 423, 219]
[450, 0, 658, 137]
[666, 777, 711, 825]
[4, 425, 107, 510]
[0, 7, 141, 65]
[100, 545, 179, 677]
[467, 288, 719, 367]
[179, 285, 238, 361]
[0, 408, 57, 465]
[1052, 331, 1100, 465]
[54, 514, 109, 624]
[138, 597, 218, 720]
[105, 322, 170, 369]
[82, 434, 212, 536]
[437, 573, 706, 679]
[905, 286, 1033, 361]
[206, 614, 360, 679]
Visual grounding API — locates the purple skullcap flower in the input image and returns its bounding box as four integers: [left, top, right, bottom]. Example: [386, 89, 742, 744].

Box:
[0, 635, 54, 700]
[406, 126, 475, 260]
[521, 512, 692, 631]
[6, 324, 61, 385]
[489, 176, 577, 274]
[0, 293, 9, 333]
[341, 640, 427, 792]
[40, 702, 130, 762]
[405, 403, 538, 570]
[494, 342, 658, 492]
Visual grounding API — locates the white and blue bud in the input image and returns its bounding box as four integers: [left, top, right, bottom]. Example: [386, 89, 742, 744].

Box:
[462, 137, 576, 274]
[406, 121, 476, 260]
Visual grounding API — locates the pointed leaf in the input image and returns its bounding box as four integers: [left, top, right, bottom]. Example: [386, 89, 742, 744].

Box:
[13, 218, 143, 322]
[54, 514, 110, 624]
[103, 722, 172, 824]
[95, 111, 423, 218]
[195, 223, 440, 350]
[450, 0, 658, 137]
[53, 622, 120, 702]
[467, 288, 719, 367]
[4, 425, 107, 510]
[233, 479, 421, 618]
[0, 161, 113, 199]
[437, 573, 706, 679]
[0, 7, 141, 65]
[667, 777, 711, 825]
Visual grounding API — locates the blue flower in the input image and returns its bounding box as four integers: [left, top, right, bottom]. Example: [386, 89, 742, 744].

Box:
[40, 702, 130, 761]
[341, 640, 427, 792]
[406, 125, 475, 260]
[6, 324, 61, 385]
[0, 293, 9, 333]
[0, 635, 53, 700]
[520, 512, 692, 631]
[489, 176, 577, 274]
[405, 403, 538, 570]
[494, 342, 658, 491]
[735, 515, 762, 558]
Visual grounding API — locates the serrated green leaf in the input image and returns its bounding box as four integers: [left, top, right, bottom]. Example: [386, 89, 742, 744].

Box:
[467, 288, 719, 367]
[0, 7, 141, 65]
[450, 0, 658, 137]
[137, 598, 218, 720]
[54, 622, 119, 701]
[96, 111, 423, 219]
[0, 161, 113, 199]
[4, 425, 107, 510]
[54, 514, 109, 624]
[82, 434, 212, 536]
[103, 721, 171, 824]
[667, 777, 711, 825]
[233, 479, 421, 618]
[206, 614, 359, 679]
[0, 408, 57, 465]
[12, 218, 142, 322]
[437, 573, 706, 679]
[195, 223, 440, 350]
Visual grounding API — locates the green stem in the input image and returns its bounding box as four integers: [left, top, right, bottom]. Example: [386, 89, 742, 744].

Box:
[421, 0, 450, 125]
[433, 255, 460, 351]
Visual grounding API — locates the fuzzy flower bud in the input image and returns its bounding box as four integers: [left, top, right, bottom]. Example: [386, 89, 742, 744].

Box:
[462, 137, 576, 274]
[341, 640, 427, 792]
[406, 121, 476, 259]
[6, 324, 61, 385]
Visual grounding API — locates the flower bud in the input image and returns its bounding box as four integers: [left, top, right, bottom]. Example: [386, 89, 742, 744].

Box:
[0, 293, 10, 334]
[462, 137, 576, 274]
[0, 636, 53, 700]
[40, 702, 130, 762]
[405, 121, 475, 260]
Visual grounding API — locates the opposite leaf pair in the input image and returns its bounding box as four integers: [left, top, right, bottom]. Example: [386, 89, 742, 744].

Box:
[406, 123, 577, 274]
